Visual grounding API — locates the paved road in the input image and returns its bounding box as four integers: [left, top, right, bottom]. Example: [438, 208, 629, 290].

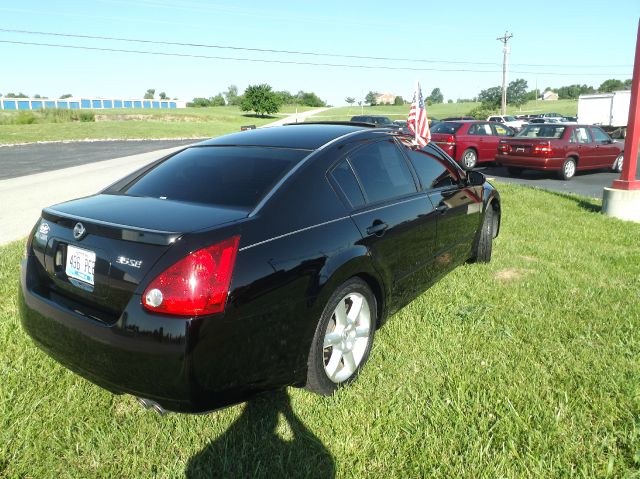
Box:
[0, 139, 202, 180]
[478, 165, 624, 199]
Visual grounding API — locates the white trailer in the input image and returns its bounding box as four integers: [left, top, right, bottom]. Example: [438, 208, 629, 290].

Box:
[577, 90, 631, 128]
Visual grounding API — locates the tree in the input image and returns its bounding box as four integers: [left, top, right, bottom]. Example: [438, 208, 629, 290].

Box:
[365, 91, 378, 105]
[506, 78, 528, 107]
[393, 96, 404, 106]
[210, 94, 225, 107]
[598, 79, 626, 92]
[296, 91, 325, 107]
[240, 84, 281, 117]
[5, 92, 28, 98]
[59, 93, 73, 99]
[159, 92, 168, 100]
[447, 99, 453, 104]
[275, 90, 295, 104]
[345, 97, 356, 106]
[224, 85, 240, 106]
[624, 79, 632, 89]
[144, 88, 155, 99]
[477, 86, 502, 108]
[427, 88, 444, 104]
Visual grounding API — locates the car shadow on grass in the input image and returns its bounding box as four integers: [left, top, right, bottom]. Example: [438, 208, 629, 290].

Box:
[185, 389, 335, 479]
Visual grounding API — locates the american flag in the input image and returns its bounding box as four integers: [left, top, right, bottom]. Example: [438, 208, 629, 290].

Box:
[407, 83, 430, 146]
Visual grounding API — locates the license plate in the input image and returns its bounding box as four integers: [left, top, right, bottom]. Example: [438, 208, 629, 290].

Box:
[66, 245, 96, 285]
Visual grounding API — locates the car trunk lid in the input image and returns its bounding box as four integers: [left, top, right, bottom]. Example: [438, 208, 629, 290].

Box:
[29, 194, 249, 323]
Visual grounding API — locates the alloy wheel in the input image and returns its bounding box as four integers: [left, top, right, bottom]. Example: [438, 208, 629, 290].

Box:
[322, 292, 371, 383]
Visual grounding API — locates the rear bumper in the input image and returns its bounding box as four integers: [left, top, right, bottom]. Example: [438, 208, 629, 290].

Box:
[495, 155, 564, 170]
[19, 258, 269, 413]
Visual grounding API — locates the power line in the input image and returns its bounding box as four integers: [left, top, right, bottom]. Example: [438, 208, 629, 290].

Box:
[0, 39, 631, 77]
[0, 27, 633, 69]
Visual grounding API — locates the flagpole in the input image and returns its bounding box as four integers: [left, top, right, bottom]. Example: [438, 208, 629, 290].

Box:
[415, 80, 420, 146]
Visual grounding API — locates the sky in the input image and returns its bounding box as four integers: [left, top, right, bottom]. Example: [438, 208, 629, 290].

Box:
[1, 0, 640, 106]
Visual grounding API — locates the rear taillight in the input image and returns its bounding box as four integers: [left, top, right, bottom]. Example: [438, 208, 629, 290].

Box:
[143, 236, 240, 317]
[532, 142, 553, 155]
[445, 134, 456, 145]
[498, 143, 511, 153]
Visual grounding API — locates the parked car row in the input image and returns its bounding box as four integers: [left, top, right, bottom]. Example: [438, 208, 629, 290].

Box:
[430, 120, 623, 180]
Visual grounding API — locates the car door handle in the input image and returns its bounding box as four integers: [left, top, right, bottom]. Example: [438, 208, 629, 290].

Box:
[435, 204, 448, 214]
[366, 220, 388, 236]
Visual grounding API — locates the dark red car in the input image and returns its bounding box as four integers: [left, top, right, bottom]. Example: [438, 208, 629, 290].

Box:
[495, 124, 624, 180]
[431, 120, 515, 170]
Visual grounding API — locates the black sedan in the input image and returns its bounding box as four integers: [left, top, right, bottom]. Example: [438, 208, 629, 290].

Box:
[19, 123, 501, 413]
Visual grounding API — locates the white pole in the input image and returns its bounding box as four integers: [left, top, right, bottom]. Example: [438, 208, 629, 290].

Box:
[415, 80, 420, 144]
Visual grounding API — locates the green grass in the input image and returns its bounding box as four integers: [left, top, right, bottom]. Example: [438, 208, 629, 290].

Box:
[1, 183, 639, 478]
[312, 100, 578, 122]
[0, 106, 314, 144]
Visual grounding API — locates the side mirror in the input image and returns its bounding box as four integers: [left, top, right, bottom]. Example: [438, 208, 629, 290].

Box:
[467, 170, 486, 186]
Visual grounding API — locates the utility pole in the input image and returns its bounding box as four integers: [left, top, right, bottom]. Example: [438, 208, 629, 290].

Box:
[497, 31, 513, 115]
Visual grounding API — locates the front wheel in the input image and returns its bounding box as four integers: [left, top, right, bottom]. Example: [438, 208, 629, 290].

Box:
[305, 278, 377, 396]
[461, 149, 478, 170]
[612, 153, 623, 173]
[559, 158, 576, 181]
[471, 206, 494, 263]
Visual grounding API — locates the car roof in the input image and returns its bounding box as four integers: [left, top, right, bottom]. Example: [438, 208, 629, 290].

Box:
[198, 123, 369, 150]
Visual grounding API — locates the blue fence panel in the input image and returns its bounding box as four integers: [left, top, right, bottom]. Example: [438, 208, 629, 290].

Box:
[143, 100, 151, 108]
[91, 100, 102, 108]
[160, 101, 168, 109]
[58, 101, 68, 109]
[114, 100, 123, 108]
[70, 102, 80, 109]
[31, 101, 43, 110]
[45, 101, 56, 108]
[152, 101, 159, 108]
[134, 100, 142, 108]
[124, 100, 133, 108]
[18, 101, 30, 110]
[169, 102, 176, 109]
[81, 99, 91, 108]
[4, 100, 16, 110]
[103, 100, 113, 108]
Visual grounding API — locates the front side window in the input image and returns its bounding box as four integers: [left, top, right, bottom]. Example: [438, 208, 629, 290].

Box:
[348, 140, 417, 204]
[591, 127, 611, 143]
[493, 124, 512, 136]
[400, 143, 459, 190]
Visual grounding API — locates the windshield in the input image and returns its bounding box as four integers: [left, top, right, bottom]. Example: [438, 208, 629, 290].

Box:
[516, 125, 566, 139]
[121, 146, 309, 208]
[504, 116, 517, 121]
[431, 122, 463, 134]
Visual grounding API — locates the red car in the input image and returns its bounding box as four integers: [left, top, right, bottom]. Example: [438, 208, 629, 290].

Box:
[495, 124, 624, 180]
[431, 120, 515, 170]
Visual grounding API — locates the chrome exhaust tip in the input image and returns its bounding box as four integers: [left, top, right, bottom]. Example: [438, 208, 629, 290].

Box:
[136, 397, 168, 415]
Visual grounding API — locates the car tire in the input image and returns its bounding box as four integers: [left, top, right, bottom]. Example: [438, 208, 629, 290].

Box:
[305, 278, 376, 396]
[461, 149, 478, 170]
[559, 158, 576, 181]
[471, 206, 494, 263]
[612, 153, 624, 173]
[506, 167, 523, 177]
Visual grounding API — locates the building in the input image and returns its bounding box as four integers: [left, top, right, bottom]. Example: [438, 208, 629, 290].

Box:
[375, 93, 397, 105]
[542, 91, 559, 101]
[0, 97, 187, 110]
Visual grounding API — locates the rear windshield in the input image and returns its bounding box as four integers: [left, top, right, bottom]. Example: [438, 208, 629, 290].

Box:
[121, 146, 309, 208]
[516, 125, 566, 139]
[431, 122, 463, 134]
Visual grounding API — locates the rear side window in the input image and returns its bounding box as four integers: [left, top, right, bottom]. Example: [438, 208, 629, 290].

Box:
[348, 140, 417, 204]
[331, 160, 365, 208]
[121, 146, 308, 208]
[517, 125, 566, 138]
[431, 122, 462, 134]
[468, 123, 492, 135]
[591, 127, 610, 142]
